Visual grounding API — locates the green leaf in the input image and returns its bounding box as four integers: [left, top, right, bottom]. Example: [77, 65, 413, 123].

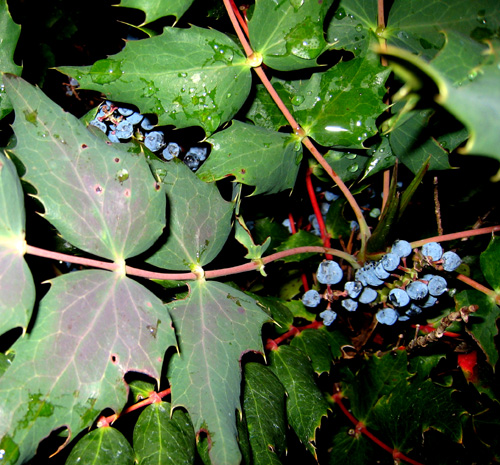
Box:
[0, 152, 35, 335]
[248, 0, 334, 71]
[326, 0, 378, 57]
[234, 216, 271, 263]
[0, 270, 176, 465]
[117, 0, 195, 24]
[248, 294, 294, 335]
[167, 280, 268, 465]
[325, 199, 351, 240]
[290, 329, 332, 375]
[146, 159, 233, 270]
[268, 345, 329, 457]
[4, 75, 166, 262]
[243, 363, 287, 465]
[275, 230, 323, 263]
[320, 150, 369, 182]
[58, 26, 252, 135]
[386, 0, 500, 59]
[245, 83, 288, 131]
[128, 379, 157, 403]
[253, 218, 290, 256]
[480, 236, 500, 292]
[133, 402, 196, 465]
[274, 43, 390, 148]
[198, 121, 302, 195]
[0, 0, 22, 120]
[66, 426, 135, 465]
[327, 428, 378, 465]
[455, 290, 500, 368]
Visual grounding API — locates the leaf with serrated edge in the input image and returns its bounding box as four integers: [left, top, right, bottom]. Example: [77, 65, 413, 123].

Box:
[0, 152, 35, 335]
[456, 290, 500, 369]
[268, 345, 329, 458]
[0, 270, 176, 465]
[146, 159, 233, 270]
[133, 402, 196, 465]
[58, 26, 251, 135]
[480, 236, 500, 292]
[245, 83, 288, 131]
[243, 363, 287, 465]
[248, 0, 334, 71]
[0, 0, 22, 120]
[4, 75, 165, 262]
[66, 426, 135, 465]
[167, 280, 268, 465]
[290, 329, 332, 375]
[117, 0, 195, 25]
[198, 121, 302, 195]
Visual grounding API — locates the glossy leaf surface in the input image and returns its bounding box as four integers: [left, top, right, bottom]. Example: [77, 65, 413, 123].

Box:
[117, 0, 195, 24]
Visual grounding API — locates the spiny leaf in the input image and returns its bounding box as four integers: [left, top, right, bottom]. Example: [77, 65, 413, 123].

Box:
[167, 280, 268, 465]
[243, 363, 287, 465]
[0, 0, 22, 120]
[290, 329, 332, 375]
[0, 152, 35, 335]
[0, 270, 176, 465]
[4, 74, 166, 262]
[248, 0, 334, 71]
[133, 402, 196, 465]
[58, 26, 252, 135]
[116, 0, 195, 25]
[198, 121, 302, 196]
[480, 236, 500, 292]
[146, 159, 234, 270]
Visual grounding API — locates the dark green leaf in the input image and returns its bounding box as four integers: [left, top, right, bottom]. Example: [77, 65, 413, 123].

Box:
[146, 159, 233, 270]
[167, 280, 268, 465]
[328, 428, 379, 465]
[128, 379, 157, 403]
[243, 363, 287, 465]
[245, 83, 288, 131]
[117, 0, 195, 24]
[4, 75, 166, 262]
[290, 329, 332, 374]
[325, 199, 351, 240]
[66, 426, 135, 465]
[321, 150, 369, 183]
[248, 294, 294, 335]
[253, 218, 290, 256]
[198, 121, 302, 195]
[480, 236, 500, 292]
[248, 0, 334, 71]
[276, 230, 323, 263]
[58, 26, 252, 135]
[268, 345, 329, 457]
[133, 402, 196, 465]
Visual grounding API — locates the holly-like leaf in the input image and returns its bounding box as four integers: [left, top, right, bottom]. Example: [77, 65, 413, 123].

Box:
[58, 26, 252, 135]
[480, 236, 500, 292]
[116, 0, 195, 25]
[4, 75, 165, 262]
[0, 0, 22, 120]
[133, 401, 196, 465]
[66, 426, 135, 465]
[456, 290, 500, 368]
[248, 0, 334, 71]
[234, 216, 271, 264]
[386, 0, 500, 59]
[0, 152, 35, 336]
[275, 230, 323, 263]
[146, 159, 233, 270]
[167, 280, 268, 465]
[273, 43, 390, 148]
[0, 270, 176, 465]
[321, 150, 369, 182]
[327, 428, 378, 465]
[290, 329, 332, 375]
[198, 121, 302, 196]
[268, 345, 329, 457]
[243, 363, 287, 465]
[245, 83, 289, 131]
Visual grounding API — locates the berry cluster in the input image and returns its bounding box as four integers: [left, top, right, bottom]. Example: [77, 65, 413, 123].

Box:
[89, 101, 208, 171]
[302, 239, 462, 327]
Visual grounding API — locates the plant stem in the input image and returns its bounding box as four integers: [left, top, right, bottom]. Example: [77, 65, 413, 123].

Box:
[456, 274, 500, 304]
[410, 225, 500, 248]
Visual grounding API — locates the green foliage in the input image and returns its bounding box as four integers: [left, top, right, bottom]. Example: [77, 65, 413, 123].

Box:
[1, 1, 500, 465]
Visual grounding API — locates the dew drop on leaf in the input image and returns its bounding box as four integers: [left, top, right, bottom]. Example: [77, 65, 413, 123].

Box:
[291, 95, 304, 105]
[348, 163, 359, 172]
[89, 59, 122, 84]
[116, 168, 129, 182]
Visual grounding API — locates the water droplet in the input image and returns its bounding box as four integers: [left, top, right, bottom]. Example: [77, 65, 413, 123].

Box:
[90, 59, 122, 84]
[226, 92, 232, 98]
[375, 26, 385, 38]
[397, 30, 409, 40]
[356, 120, 362, 127]
[291, 95, 305, 105]
[468, 70, 478, 81]
[346, 153, 357, 160]
[476, 9, 487, 25]
[348, 163, 359, 172]
[289, 0, 304, 10]
[355, 24, 363, 32]
[335, 7, 346, 19]
[116, 168, 129, 183]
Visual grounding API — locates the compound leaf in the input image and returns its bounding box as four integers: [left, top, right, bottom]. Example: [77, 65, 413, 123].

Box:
[0, 270, 176, 465]
[58, 26, 252, 135]
[4, 74, 166, 262]
[167, 280, 268, 465]
[116, 0, 195, 25]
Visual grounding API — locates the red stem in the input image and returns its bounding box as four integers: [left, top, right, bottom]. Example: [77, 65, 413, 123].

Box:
[265, 320, 323, 350]
[228, 0, 249, 39]
[410, 225, 500, 248]
[288, 212, 310, 291]
[456, 274, 500, 303]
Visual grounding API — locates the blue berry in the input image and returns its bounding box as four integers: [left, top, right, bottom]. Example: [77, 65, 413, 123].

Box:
[376, 308, 398, 325]
[144, 131, 165, 152]
[302, 289, 321, 307]
[406, 303, 423, 316]
[162, 142, 181, 161]
[117, 107, 134, 116]
[427, 275, 447, 296]
[363, 263, 384, 286]
[115, 120, 133, 139]
[406, 281, 428, 300]
[141, 117, 155, 130]
[345, 281, 363, 299]
[90, 119, 107, 133]
[374, 262, 390, 280]
[418, 295, 438, 308]
[184, 154, 200, 171]
[317, 260, 343, 285]
[186, 146, 208, 162]
[358, 287, 378, 304]
[442, 251, 461, 272]
[126, 111, 144, 125]
[108, 131, 120, 143]
[421, 242, 443, 261]
[319, 309, 337, 326]
[391, 239, 412, 258]
[341, 299, 358, 312]
[355, 268, 368, 286]
[388, 288, 410, 307]
[381, 253, 400, 271]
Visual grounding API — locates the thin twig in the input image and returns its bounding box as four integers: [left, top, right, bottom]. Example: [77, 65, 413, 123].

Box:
[433, 176, 443, 236]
